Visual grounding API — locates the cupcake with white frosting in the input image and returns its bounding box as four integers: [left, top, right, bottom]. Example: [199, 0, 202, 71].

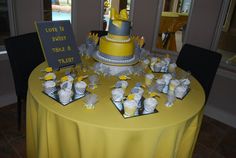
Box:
[43, 80, 57, 95]
[123, 99, 138, 117]
[74, 81, 87, 95]
[143, 98, 158, 114]
[58, 88, 73, 105]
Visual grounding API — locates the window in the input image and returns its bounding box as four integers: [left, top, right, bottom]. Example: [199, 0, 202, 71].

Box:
[44, 0, 72, 21]
[0, 0, 10, 51]
[154, 0, 192, 54]
[217, 0, 236, 68]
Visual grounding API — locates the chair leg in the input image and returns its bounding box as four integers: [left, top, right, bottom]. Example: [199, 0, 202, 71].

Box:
[17, 97, 22, 130]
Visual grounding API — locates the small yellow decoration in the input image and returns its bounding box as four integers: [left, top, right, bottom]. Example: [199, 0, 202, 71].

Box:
[44, 75, 53, 81]
[110, 8, 129, 28]
[127, 94, 135, 100]
[61, 76, 68, 82]
[119, 75, 131, 80]
[88, 33, 99, 45]
[119, 9, 129, 21]
[45, 67, 53, 73]
[104, 0, 111, 8]
[77, 75, 88, 82]
[149, 92, 160, 98]
[139, 36, 145, 48]
[165, 54, 170, 58]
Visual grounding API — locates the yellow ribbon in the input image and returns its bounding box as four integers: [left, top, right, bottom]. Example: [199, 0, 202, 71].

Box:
[61, 76, 69, 82]
[77, 75, 88, 82]
[119, 75, 131, 80]
[45, 67, 53, 73]
[127, 94, 135, 100]
[110, 8, 128, 28]
[44, 75, 54, 81]
[149, 92, 160, 98]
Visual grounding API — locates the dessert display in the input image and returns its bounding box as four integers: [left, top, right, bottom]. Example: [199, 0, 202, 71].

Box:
[111, 77, 158, 118]
[149, 55, 175, 73]
[41, 68, 90, 106]
[38, 7, 192, 116]
[155, 74, 191, 100]
[93, 8, 138, 65]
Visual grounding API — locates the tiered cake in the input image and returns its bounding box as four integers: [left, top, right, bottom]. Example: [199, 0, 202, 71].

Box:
[93, 9, 138, 65]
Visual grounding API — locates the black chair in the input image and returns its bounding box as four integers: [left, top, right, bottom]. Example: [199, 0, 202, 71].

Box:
[4, 32, 45, 130]
[176, 44, 222, 102]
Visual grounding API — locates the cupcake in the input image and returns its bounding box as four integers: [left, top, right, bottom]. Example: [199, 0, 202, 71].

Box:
[156, 78, 165, 92]
[145, 73, 154, 87]
[143, 98, 158, 114]
[60, 81, 73, 90]
[123, 100, 138, 117]
[58, 88, 73, 105]
[131, 87, 144, 107]
[154, 62, 163, 72]
[162, 74, 172, 93]
[111, 88, 125, 111]
[43, 80, 57, 95]
[169, 79, 180, 92]
[111, 88, 125, 102]
[175, 86, 188, 99]
[115, 80, 128, 90]
[74, 81, 87, 95]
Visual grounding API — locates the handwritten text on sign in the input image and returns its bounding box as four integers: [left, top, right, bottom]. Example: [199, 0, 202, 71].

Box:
[35, 20, 81, 70]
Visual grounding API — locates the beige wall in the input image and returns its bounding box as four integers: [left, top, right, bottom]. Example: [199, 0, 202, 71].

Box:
[75, 0, 102, 45]
[185, 0, 223, 49]
[14, 0, 42, 35]
[132, 0, 160, 50]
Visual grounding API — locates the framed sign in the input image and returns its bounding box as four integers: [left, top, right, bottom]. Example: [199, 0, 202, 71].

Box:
[35, 20, 81, 70]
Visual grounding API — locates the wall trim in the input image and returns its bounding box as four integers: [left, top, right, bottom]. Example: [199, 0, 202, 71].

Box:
[204, 103, 236, 128]
[0, 51, 8, 61]
[217, 67, 236, 80]
[0, 93, 17, 108]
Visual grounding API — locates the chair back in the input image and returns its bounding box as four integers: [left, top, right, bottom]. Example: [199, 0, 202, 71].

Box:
[4, 32, 45, 98]
[90, 30, 108, 38]
[176, 44, 222, 101]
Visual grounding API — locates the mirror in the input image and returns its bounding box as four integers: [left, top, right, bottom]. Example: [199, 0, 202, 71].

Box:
[102, 0, 132, 31]
[155, 0, 192, 52]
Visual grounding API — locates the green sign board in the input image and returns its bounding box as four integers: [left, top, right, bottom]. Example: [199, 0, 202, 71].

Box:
[35, 20, 81, 70]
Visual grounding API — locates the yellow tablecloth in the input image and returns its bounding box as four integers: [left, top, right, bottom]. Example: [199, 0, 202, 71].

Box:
[26, 62, 205, 158]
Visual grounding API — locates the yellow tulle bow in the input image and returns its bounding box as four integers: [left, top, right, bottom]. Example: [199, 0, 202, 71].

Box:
[110, 8, 128, 28]
[77, 75, 88, 82]
[119, 75, 131, 80]
[149, 92, 160, 98]
[45, 67, 53, 73]
[127, 94, 135, 100]
[44, 75, 54, 81]
[61, 76, 69, 82]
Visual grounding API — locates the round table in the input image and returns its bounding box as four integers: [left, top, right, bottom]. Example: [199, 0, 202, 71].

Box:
[26, 62, 205, 158]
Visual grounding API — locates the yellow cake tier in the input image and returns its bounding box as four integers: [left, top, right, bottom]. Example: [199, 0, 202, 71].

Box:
[107, 33, 129, 40]
[99, 36, 134, 57]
